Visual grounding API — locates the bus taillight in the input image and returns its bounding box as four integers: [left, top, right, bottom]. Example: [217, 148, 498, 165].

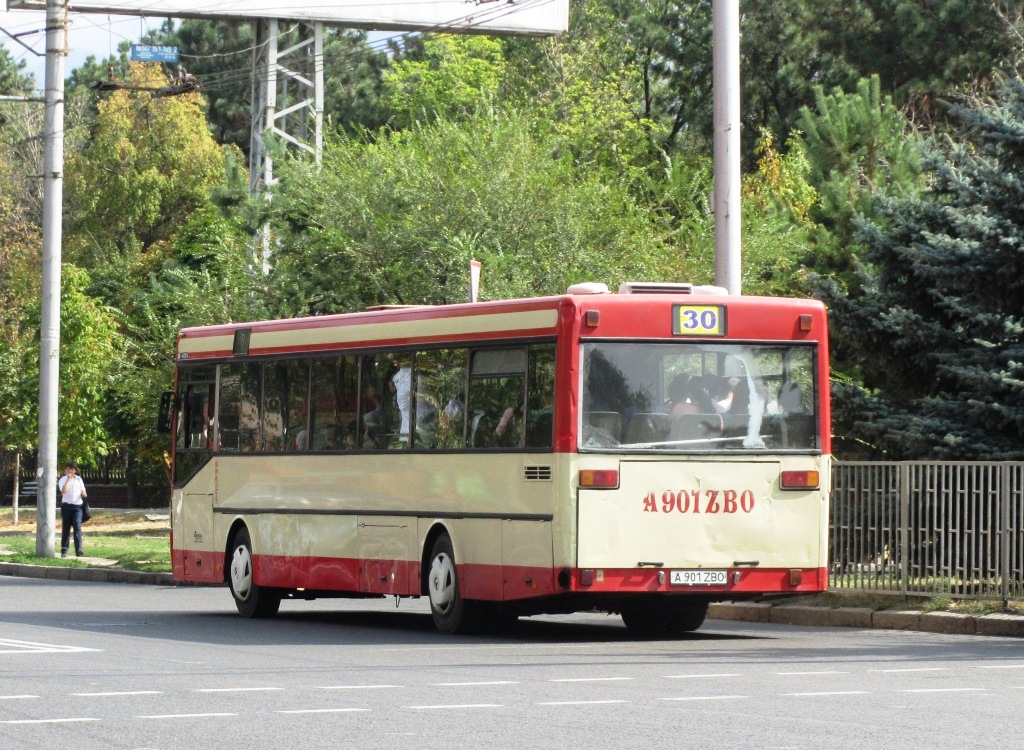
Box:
[579, 469, 619, 489]
[780, 470, 819, 490]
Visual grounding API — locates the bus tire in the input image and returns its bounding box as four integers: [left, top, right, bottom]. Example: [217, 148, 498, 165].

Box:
[427, 534, 479, 634]
[668, 601, 709, 632]
[621, 600, 707, 637]
[228, 527, 281, 619]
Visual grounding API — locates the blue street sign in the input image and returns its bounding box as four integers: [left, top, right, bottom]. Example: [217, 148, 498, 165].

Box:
[131, 45, 180, 63]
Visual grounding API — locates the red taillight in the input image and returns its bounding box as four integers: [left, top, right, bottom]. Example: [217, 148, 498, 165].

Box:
[579, 469, 619, 488]
[781, 470, 819, 490]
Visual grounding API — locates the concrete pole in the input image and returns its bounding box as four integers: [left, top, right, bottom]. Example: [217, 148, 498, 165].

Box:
[712, 0, 742, 295]
[36, 0, 67, 555]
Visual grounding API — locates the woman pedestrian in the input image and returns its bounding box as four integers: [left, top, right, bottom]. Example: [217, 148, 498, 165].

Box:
[58, 462, 88, 558]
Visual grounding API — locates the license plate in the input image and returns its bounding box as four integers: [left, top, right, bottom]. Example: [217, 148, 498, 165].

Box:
[670, 569, 728, 586]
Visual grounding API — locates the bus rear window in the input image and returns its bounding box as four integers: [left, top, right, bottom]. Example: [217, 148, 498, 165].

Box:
[580, 342, 818, 452]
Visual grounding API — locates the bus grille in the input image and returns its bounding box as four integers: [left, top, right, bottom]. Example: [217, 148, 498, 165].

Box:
[524, 466, 552, 481]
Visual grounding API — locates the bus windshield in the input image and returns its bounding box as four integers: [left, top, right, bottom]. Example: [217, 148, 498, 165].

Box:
[580, 341, 819, 452]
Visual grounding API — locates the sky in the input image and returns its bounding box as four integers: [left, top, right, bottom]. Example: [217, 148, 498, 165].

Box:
[2, 8, 147, 86]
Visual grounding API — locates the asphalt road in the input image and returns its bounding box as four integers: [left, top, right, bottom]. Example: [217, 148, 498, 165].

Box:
[1, 576, 1022, 750]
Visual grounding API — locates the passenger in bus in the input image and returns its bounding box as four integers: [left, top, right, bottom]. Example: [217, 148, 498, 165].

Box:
[391, 364, 412, 438]
[667, 375, 697, 418]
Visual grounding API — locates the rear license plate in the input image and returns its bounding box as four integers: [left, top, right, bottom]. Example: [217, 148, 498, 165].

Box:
[670, 569, 728, 586]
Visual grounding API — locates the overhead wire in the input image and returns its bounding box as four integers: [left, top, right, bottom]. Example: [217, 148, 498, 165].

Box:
[1, 0, 562, 142]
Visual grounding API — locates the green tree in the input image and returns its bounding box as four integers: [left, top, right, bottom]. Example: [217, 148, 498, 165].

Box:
[65, 61, 230, 296]
[818, 76, 1024, 459]
[269, 108, 691, 313]
[795, 75, 924, 286]
[385, 34, 508, 127]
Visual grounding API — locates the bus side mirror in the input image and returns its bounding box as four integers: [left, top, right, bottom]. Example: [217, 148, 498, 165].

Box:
[157, 391, 175, 434]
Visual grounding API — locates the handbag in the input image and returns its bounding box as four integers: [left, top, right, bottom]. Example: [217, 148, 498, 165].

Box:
[82, 501, 92, 523]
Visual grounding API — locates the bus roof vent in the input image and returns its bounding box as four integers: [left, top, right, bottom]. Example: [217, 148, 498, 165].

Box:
[566, 282, 610, 295]
[618, 282, 728, 295]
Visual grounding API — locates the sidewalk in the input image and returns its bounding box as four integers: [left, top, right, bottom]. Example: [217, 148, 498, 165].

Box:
[1, 560, 1022, 637]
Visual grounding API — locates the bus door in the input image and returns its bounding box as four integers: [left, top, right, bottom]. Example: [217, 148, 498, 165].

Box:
[174, 372, 218, 581]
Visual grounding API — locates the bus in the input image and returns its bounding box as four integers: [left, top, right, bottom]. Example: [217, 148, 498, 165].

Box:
[160, 282, 830, 635]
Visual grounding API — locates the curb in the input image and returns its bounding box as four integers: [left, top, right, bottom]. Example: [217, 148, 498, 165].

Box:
[708, 602, 1024, 638]
[0, 561, 210, 587]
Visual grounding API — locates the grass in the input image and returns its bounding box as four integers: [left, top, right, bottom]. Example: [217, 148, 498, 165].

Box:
[0, 508, 171, 573]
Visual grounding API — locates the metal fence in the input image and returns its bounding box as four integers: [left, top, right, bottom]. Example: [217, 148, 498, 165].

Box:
[831, 461, 1024, 602]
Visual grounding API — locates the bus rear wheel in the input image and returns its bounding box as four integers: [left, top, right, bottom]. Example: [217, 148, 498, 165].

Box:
[228, 527, 281, 619]
[620, 600, 708, 637]
[427, 534, 480, 634]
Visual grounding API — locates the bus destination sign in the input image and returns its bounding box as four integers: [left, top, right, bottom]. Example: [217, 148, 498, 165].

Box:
[672, 304, 726, 336]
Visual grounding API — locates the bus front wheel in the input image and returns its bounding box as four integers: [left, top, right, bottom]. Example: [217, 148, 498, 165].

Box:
[228, 527, 281, 619]
[427, 534, 479, 634]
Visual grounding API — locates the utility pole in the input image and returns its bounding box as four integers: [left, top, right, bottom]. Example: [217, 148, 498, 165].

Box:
[712, 0, 741, 295]
[37, 0, 67, 555]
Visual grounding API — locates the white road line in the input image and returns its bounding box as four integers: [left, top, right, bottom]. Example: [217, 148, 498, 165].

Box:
[660, 695, 748, 702]
[0, 695, 39, 700]
[978, 664, 1024, 669]
[868, 667, 948, 673]
[537, 700, 629, 706]
[432, 681, 519, 686]
[138, 713, 238, 719]
[1, 717, 100, 724]
[275, 708, 370, 714]
[902, 688, 986, 693]
[0, 638, 100, 654]
[406, 704, 503, 710]
[548, 677, 634, 683]
[194, 687, 283, 693]
[665, 673, 741, 679]
[71, 691, 163, 697]
[777, 670, 850, 676]
[319, 684, 403, 690]
[782, 691, 871, 697]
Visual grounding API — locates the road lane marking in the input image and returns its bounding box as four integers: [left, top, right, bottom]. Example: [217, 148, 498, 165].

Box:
[194, 687, 283, 693]
[1, 718, 100, 724]
[432, 681, 519, 686]
[979, 664, 1024, 669]
[71, 691, 163, 697]
[537, 700, 629, 706]
[406, 704, 503, 710]
[782, 691, 871, 697]
[548, 677, 633, 682]
[319, 684, 403, 690]
[665, 673, 741, 679]
[0, 640, 96, 654]
[0, 695, 39, 700]
[901, 688, 986, 693]
[138, 713, 238, 719]
[777, 670, 850, 676]
[275, 708, 370, 714]
[868, 667, 948, 673]
[660, 695, 748, 702]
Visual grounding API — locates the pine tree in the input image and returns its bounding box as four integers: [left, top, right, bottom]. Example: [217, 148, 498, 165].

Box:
[819, 76, 1024, 459]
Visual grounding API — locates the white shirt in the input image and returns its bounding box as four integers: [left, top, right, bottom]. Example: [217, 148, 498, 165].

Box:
[58, 475, 87, 505]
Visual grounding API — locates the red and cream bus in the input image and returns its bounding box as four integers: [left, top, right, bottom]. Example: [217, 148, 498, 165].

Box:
[160, 282, 830, 635]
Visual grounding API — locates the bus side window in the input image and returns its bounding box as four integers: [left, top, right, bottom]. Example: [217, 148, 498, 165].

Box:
[417, 349, 467, 450]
